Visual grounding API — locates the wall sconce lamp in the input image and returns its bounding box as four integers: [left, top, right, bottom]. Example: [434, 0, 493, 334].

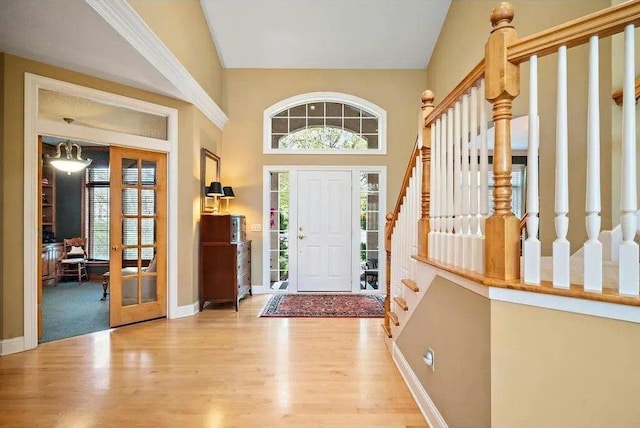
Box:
[206, 181, 224, 213]
[45, 140, 92, 175]
[221, 186, 235, 214]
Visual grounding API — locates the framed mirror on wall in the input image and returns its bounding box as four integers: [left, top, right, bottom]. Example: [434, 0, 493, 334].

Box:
[201, 148, 220, 213]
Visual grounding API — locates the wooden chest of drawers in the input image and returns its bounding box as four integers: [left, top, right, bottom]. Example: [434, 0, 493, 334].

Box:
[199, 240, 251, 311]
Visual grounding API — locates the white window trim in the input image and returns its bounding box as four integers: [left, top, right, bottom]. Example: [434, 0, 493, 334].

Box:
[22, 73, 180, 353]
[263, 92, 387, 155]
[259, 165, 387, 295]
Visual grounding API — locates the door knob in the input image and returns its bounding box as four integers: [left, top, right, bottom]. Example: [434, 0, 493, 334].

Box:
[298, 234, 305, 240]
[111, 245, 121, 252]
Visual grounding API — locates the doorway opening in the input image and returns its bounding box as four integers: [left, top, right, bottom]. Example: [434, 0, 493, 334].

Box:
[38, 137, 168, 343]
[24, 74, 179, 352]
[263, 166, 386, 294]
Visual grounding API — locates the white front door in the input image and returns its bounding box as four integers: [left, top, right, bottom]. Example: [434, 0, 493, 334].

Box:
[297, 171, 352, 292]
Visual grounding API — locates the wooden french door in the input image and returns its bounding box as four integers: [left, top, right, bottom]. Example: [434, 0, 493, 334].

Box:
[297, 170, 352, 292]
[109, 147, 167, 327]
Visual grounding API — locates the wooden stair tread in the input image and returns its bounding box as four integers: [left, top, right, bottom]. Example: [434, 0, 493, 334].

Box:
[381, 323, 392, 338]
[401, 278, 419, 292]
[394, 296, 408, 311]
[388, 311, 400, 326]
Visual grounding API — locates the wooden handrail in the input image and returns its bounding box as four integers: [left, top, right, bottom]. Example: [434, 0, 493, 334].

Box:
[612, 76, 640, 106]
[424, 60, 485, 127]
[519, 212, 529, 232]
[387, 143, 420, 239]
[508, 0, 640, 64]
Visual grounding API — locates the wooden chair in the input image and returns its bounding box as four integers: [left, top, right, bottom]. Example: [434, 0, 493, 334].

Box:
[360, 259, 379, 289]
[57, 237, 89, 284]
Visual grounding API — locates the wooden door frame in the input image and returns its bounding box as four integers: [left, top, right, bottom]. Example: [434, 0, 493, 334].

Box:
[260, 165, 387, 295]
[23, 74, 179, 351]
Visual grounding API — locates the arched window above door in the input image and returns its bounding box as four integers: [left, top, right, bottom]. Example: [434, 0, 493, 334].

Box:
[264, 92, 387, 154]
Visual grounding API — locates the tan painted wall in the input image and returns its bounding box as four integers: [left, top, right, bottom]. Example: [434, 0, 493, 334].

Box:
[220, 69, 425, 286]
[610, 0, 640, 226]
[426, 0, 612, 255]
[0, 54, 5, 335]
[128, 0, 224, 107]
[396, 276, 491, 428]
[491, 300, 640, 427]
[0, 53, 220, 339]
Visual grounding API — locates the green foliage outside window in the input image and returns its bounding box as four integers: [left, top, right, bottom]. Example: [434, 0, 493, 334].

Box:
[279, 128, 368, 150]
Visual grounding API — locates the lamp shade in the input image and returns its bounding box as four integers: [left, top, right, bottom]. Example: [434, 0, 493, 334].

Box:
[221, 186, 235, 199]
[206, 181, 223, 196]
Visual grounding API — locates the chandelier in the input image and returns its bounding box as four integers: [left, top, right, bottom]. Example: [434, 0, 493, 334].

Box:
[46, 140, 92, 174]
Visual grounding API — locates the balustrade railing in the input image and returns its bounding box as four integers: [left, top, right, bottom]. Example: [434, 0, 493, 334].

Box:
[385, 1, 640, 321]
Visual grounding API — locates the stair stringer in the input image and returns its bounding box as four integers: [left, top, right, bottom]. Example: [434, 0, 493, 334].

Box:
[390, 258, 438, 340]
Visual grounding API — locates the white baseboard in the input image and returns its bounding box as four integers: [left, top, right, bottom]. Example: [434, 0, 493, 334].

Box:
[0, 336, 25, 356]
[392, 342, 448, 428]
[174, 301, 199, 318]
[250, 285, 270, 294]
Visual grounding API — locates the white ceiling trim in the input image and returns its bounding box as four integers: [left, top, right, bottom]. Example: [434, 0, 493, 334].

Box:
[85, 0, 229, 130]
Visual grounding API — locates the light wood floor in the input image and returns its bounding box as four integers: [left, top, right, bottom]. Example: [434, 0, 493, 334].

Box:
[0, 295, 425, 427]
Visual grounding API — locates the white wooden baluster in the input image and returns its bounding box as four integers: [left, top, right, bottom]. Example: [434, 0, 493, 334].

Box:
[410, 168, 414, 261]
[553, 45, 570, 288]
[461, 94, 472, 269]
[429, 119, 440, 260]
[391, 231, 396, 311]
[470, 85, 481, 273]
[454, 101, 463, 267]
[401, 197, 407, 292]
[479, 79, 488, 274]
[414, 159, 420, 282]
[391, 230, 395, 304]
[401, 202, 405, 297]
[429, 123, 436, 259]
[408, 175, 412, 262]
[398, 202, 403, 291]
[619, 24, 639, 296]
[396, 206, 400, 299]
[396, 206, 401, 296]
[446, 109, 455, 265]
[439, 115, 448, 263]
[410, 160, 422, 256]
[408, 174, 412, 258]
[524, 55, 541, 284]
[405, 186, 410, 272]
[584, 37, 603, 293]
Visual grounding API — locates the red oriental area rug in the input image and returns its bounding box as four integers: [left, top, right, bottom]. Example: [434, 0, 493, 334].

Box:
[260, 294, 385, 318]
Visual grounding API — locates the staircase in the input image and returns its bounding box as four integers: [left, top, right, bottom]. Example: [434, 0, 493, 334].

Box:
[383, 3, 640, 427]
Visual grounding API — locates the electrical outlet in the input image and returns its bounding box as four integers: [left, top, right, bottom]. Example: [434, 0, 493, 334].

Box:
[250, 224, 262, 232]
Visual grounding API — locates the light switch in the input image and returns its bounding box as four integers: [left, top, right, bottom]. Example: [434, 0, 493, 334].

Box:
[251, 224, 262, 232]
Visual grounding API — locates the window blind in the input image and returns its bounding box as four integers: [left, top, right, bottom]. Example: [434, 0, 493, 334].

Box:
[85, 166, 156, 261]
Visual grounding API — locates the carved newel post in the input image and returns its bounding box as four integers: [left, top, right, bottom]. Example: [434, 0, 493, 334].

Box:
[484, 2, 521, 281]
[383, 212, 394, 337]
[419, 90, 435, 259]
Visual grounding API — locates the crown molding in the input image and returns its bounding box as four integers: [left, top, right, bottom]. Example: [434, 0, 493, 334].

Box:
[85, 0, 228, 130]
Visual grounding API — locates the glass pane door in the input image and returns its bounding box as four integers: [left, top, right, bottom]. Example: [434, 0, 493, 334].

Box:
[109, 147, 166, 327]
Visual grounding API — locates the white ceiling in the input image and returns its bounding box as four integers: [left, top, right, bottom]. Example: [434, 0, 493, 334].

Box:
[0, 0, 185, 100]
[1, 0, 451, 125]
[201, 0, 451, 69]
